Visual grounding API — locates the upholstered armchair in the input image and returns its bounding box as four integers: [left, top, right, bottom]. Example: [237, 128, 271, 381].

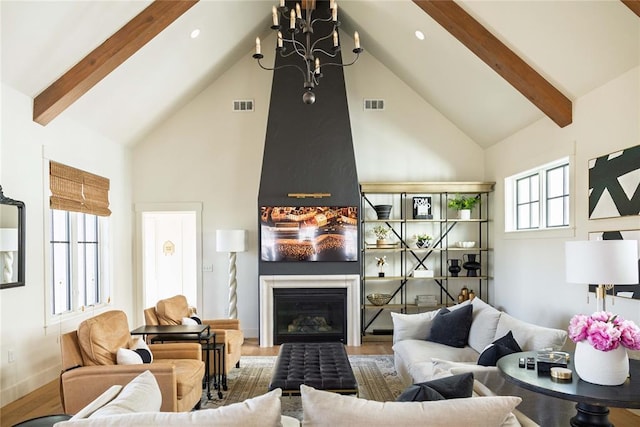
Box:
[144, 295, 244, 388]
[60, 310, 205, 414]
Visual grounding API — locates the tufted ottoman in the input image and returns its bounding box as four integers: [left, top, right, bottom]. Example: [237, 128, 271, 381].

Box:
[269, 342, 358, 396]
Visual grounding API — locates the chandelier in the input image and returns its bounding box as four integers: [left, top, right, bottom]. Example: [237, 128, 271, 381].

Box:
[253, 0, 363, 105]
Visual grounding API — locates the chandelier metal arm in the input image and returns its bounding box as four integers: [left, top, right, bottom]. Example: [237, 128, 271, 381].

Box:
[313, 48, 339, 59]
[309, 27, 337, 53]
[255, 57, 307, 82]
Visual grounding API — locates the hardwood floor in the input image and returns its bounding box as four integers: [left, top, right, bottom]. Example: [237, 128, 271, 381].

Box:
[1, 339, 638, 426]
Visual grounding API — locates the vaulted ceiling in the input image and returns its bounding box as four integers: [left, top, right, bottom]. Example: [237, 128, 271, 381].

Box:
[2, 1, 639, 148]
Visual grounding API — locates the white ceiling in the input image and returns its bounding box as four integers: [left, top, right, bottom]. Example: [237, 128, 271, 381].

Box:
[2, 1, 638, 148]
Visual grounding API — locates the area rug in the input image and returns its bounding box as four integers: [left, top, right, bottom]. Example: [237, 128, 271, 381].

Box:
[201, 355, 404, 420]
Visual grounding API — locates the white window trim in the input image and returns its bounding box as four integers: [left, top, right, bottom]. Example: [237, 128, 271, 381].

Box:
[42, 161, 113, 331]
[504, 156, 574, 235]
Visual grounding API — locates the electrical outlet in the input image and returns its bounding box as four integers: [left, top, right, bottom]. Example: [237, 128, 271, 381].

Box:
[202, 264, 213, 272]
[8, 349, 15, 363]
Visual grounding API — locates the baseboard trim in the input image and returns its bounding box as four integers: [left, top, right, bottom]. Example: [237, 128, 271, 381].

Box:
[0, 363, 60, 407]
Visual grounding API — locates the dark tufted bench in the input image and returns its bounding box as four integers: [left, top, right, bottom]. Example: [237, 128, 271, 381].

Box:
[269, 342, 358, 396]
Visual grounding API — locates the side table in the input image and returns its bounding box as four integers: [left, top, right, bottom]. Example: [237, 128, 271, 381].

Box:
[498, 351, 640, 427]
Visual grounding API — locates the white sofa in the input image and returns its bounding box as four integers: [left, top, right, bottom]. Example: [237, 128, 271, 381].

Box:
[55, 368, 537, 427]
[392, 298, 568, 385]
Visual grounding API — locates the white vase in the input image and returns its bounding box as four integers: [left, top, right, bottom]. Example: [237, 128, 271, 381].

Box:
[573, 340, 629, 386]
[458, 209, 471, 220]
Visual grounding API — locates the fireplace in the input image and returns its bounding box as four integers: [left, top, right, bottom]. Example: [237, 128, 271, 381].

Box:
[273, 288, 346, 344]
[259, 275, 360, 347]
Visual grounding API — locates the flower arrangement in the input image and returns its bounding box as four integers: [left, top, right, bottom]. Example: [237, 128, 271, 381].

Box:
[568, 311, 640, 352]
[375, 256, 387, 267]
[447, 195, 479, 211]
[373, 225, 391, 240]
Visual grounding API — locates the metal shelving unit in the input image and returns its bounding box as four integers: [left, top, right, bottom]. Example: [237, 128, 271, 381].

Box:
[360, 182, 495, 338]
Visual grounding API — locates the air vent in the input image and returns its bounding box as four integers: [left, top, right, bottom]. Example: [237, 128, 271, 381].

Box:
[233, 100, 254, 112]
[364, 99, 385, 111]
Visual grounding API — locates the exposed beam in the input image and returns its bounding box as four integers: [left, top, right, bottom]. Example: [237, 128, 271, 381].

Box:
[33, 0, 198, 126]
[621, 0, 640, 18]
[413, 0, 572, 128]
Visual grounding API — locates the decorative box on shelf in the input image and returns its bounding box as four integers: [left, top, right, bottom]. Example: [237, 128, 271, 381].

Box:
[415, 295, 438, 307]
[413, 268, 434, 278]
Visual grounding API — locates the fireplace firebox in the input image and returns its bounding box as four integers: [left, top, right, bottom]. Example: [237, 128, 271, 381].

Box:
[273, 288, 346, 344]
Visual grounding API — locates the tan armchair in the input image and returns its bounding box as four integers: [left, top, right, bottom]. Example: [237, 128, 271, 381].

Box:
[144, 295, 244, 388]
[60, 310, 204, 414]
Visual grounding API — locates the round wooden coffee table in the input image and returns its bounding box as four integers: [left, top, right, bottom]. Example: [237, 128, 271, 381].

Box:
[497, 351, 640, 427]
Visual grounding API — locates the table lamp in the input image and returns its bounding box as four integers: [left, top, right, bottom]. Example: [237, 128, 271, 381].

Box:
[565, 240, 639, 311]
[216, 229, 247, 319]
[0, 228, 18, 283]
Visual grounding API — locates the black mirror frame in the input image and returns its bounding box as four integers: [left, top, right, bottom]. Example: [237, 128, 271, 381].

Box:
[0, 186, 25, 289]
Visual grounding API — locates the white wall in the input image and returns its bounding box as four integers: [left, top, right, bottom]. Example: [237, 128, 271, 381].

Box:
[132, 37, 485, 339]
[0, 84, 133, 405]
[485, 66, 640, 340]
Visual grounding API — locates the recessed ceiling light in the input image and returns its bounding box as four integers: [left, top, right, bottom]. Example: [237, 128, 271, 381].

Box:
[190, 29, 200, 39]
[415, 30, 425, 41]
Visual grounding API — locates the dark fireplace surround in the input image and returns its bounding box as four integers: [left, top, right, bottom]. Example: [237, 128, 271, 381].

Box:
[257, 0, 361, 347]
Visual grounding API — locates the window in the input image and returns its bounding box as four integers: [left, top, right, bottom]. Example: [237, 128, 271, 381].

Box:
[506, 158, 570, 232]
[50, 211, 107, 315]
[47, 161, 111, 319]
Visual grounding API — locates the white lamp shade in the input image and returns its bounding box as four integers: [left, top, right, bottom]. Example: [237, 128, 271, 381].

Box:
[565, 240, 639, 284]
[216, 229, 247, 253]
[0, 228, 18, 252]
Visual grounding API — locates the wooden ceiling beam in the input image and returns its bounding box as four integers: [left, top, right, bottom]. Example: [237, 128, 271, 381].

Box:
[413, 0, 572, 128]
[33, 0, 198, 126]
[621, 0, 640, 18]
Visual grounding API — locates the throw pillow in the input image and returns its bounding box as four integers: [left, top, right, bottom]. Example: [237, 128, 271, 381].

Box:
[90, 370, 162, 417]
[396, 372, 474, 402]
[478, 331, 522, 367]
[83, 388, 282, 426]
[69, 385, 122, 420]
[427, 304, 473, 348]
[116, 348, 143, 365]
[181, 316, 198, 325]
[390, 310, 439, 344]
[300, 384, 522, 427]
[131, 338, 153, 363]
[495, 312, 567, 351]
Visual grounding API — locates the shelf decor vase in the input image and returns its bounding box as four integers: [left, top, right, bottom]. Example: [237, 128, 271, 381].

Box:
[458, 209, 471, 220]
[574, 340, 629, 386]
[374, 205, 392, 220]
[463, 254, 481, 277]
[416, 239, 430, 248]
[448, 259, 462, 277]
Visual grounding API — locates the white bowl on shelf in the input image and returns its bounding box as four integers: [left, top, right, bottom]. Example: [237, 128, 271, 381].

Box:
[455, 241, 476, 248]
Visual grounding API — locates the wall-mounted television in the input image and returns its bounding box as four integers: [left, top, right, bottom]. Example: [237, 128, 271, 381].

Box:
[260, 206, 358, 262]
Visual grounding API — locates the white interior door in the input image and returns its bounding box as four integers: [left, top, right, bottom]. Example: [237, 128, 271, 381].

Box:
[141, 211, 197, 309]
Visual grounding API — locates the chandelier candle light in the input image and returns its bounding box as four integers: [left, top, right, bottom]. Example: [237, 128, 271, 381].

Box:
[253, 0, 363, 104]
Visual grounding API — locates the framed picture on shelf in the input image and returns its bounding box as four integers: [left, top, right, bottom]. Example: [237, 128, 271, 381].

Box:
[412, 196, 432, 219]
[588, 229, 640, 300]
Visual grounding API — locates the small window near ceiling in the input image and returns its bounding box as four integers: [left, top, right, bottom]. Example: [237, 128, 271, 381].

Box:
[505, 157, 570, 232]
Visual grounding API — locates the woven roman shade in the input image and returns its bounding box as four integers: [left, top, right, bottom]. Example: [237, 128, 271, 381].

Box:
[50, 161, 111, 216]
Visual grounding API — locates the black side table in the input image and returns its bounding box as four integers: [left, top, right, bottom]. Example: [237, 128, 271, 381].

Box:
[498, 351, 640, 427]
[13, 414, 71, 427]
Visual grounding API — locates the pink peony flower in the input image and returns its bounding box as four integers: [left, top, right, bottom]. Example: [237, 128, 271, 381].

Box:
[568, 312, 640, 352]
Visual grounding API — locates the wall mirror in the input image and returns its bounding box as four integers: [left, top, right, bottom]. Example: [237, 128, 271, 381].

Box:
[0, 186, 25, 289]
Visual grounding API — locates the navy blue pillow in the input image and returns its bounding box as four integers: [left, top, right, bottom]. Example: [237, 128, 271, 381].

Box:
[426, 304, 473, 348]
[396, 372, 474, 402]
[134, 348, 153, 363]
[477, 330, 522, 366]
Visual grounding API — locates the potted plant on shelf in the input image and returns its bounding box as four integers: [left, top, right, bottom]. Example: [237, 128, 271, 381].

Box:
[447, 194, 480, 220]
[413, 233, 432, 248]
[373, 225, 391, 247]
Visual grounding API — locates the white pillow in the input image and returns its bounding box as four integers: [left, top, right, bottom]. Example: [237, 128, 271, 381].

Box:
[495, 313, 567, 351]
[181, 317, 198, 325]
[56, 388, 283, 426]
[467, 298, 502, 353]
[116, 348, 143, 365]
[300, 384, 521, 427]
[391, 309, 439, 344]
[131, 337, 153, 363]
[70, 385, 123, 420]
[90, 371, 162, 417]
